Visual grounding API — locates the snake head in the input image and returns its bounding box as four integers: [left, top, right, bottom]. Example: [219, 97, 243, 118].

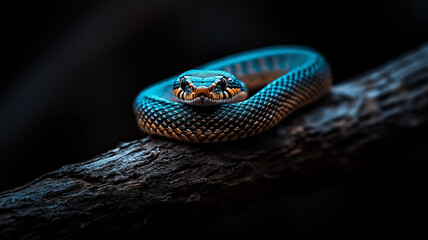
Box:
[173, 70, 248, 106]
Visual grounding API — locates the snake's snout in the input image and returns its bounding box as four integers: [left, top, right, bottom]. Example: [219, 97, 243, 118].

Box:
[194, 86, 211, 105]
[194, 86, 210, 98]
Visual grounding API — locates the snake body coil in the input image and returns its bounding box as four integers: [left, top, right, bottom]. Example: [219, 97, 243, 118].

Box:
[134, 46, 332, 143]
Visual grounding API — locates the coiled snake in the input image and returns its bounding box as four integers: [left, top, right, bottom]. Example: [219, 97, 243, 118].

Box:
[134, 46, 332, 143]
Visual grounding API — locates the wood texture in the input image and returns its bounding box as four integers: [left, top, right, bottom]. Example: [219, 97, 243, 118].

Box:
[1, 44, 428, 239]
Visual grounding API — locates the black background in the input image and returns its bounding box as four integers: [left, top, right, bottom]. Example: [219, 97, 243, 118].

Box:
[0, 0, 427, 238]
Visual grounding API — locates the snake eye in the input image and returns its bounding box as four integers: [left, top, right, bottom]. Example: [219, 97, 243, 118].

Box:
[220, 77, 228, 90]
[180, 77, 187, 90]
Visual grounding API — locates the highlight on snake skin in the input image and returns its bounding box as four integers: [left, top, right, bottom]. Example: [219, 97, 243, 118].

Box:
[134, 46, 332, 143]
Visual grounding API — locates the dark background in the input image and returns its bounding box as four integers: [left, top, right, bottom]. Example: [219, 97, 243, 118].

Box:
[0, 0, 427, 238]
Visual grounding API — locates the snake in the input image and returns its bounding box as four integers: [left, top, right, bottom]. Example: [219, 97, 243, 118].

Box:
[134, 46, 332, 143]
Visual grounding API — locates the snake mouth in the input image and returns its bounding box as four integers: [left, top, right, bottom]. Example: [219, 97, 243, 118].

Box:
[177, 91, 248, 106]
[194, 95, 211, 105]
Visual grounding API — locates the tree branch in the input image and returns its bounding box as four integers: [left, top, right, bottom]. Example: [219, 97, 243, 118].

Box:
[1, 44, 428, 239]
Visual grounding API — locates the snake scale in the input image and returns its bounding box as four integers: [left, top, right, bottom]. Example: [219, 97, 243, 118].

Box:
[134, 46, 332, 143]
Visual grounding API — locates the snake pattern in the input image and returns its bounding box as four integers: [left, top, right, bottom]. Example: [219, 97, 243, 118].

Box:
[134, 46, 332, 143]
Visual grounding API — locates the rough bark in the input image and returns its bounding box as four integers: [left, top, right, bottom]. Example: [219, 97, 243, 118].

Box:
[1, 44, 428, 239]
